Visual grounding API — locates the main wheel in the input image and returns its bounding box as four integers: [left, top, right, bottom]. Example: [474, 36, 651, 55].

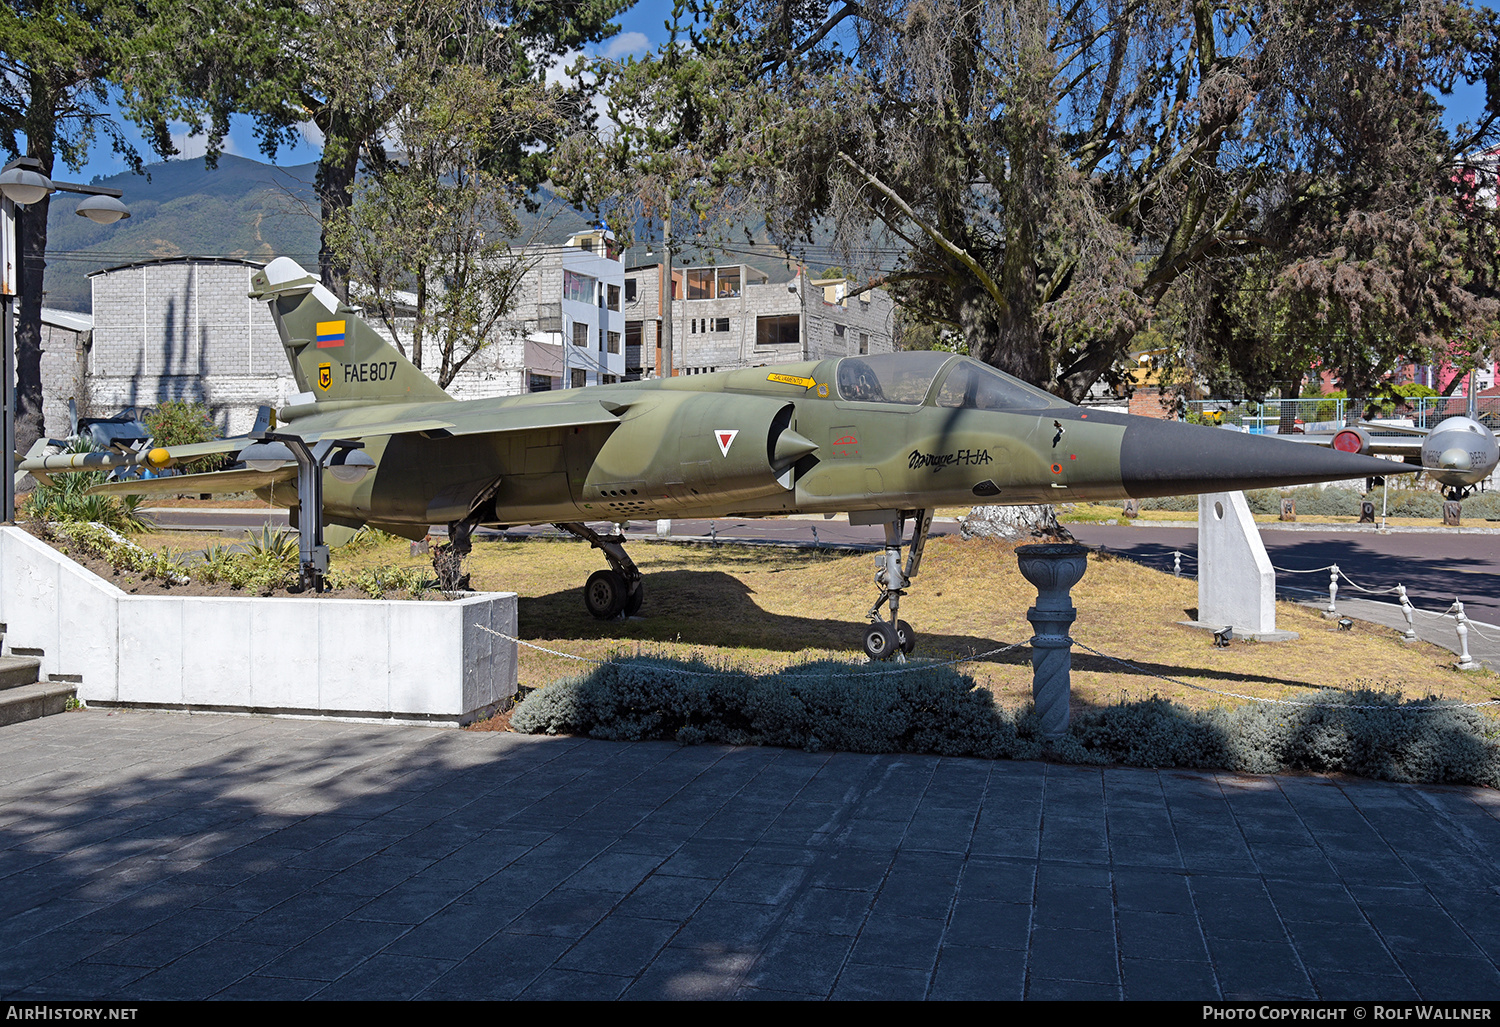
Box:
[584, 569, 628, 619]
[863, 621, 898, 661]
[623, 581, 645, 617]
[896, 619, 916, 655]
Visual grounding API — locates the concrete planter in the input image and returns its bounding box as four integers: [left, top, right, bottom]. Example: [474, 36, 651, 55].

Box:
[0, 526, 517, 725]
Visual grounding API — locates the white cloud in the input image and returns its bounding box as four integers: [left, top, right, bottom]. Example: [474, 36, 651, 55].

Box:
[603, 32, 650, 60]
[169, 125, 240, 161]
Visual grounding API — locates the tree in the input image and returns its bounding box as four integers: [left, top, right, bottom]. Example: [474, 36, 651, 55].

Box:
[324, 59, 554, 387]
[0, 0, 284, 449]
[601, 0, 1500, 401]
[243, 0, 631, 300]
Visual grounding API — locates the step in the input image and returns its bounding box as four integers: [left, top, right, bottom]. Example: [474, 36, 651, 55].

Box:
[0, 680, 77, 728]
[0, 655, 43, 691]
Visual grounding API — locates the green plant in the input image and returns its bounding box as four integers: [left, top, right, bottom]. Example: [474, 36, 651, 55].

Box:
[143, 400, 225, 474]
[64, 696, 83, 711]
[22, 440, 149, 533]
[244, 525, 300, 568]
[510, 659, 1500, 788]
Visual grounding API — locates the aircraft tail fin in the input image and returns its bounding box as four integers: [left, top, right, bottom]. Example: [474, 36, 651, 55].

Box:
[248, 258, 454, 406]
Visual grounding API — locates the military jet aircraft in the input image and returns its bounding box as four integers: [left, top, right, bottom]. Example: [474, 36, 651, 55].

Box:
[1287, 415, 1497, 501]
[19, 257, 1413, 659]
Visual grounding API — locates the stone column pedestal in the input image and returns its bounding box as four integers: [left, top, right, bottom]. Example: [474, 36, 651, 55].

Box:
[1016, 543, 1089, 739]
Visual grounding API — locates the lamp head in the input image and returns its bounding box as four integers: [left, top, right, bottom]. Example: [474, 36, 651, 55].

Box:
[0, 162, 53, 205]
[75, 194, 130, 225]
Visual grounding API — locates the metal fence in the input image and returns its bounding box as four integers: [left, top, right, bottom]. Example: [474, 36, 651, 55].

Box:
[1185, 395, 1500, 435]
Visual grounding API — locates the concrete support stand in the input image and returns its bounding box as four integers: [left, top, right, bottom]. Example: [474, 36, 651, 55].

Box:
[1185, 491, 1298, 642]
[1016, 543, 1089, 740]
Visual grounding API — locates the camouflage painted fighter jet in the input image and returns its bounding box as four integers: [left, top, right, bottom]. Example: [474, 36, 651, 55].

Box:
[20, 257, 1412, 659]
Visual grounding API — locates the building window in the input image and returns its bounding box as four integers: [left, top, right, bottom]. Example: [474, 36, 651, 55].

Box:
[756, 314, 800, 347]
[572, 322, 590, 347]
[717, 267, 740, 297]
[607, 284, 621, 311]
[529, 373, 553, 392]
[608, 331, 621, 354]
[625, 278, 637, 303]
[714, 317, 730, 333]
[686, 268, 713, 300]
[571, 368, 587, 388]
[564, 270, 596, 304]
[602, 374, 618, 384]
[860, 332, 869, 355]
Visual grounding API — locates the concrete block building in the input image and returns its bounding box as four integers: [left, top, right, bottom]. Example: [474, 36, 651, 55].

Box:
[86, 257, 291, 435]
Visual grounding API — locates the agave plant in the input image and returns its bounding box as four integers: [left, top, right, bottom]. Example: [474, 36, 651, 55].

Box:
[23, 439, 149, 533]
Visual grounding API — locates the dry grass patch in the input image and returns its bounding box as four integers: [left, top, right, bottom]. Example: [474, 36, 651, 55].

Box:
[327, 532, 1494, 713]
[119, 527, 1499, 713]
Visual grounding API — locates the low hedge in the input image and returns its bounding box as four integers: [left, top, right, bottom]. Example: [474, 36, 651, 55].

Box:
[511, 657, 1500, 788]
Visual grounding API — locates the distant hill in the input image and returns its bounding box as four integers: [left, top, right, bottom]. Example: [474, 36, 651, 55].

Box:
[42, 154, 805, 313]
[43, 156, 323, 312]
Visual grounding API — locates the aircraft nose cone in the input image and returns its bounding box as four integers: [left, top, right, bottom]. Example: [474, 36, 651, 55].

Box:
[1118, 419, 1408, 498]
[1437, 447, 1473, 472]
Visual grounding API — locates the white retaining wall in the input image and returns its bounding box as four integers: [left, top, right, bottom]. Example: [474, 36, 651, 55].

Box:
[0, 527, 518, 725]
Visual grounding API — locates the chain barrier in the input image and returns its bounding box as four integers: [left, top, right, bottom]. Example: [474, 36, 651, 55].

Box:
[1070, 639, 1500, 710]
[475, 626, 1495, 709]
[476, 624, 1027, 677]
[1169, 555, 1495, 646]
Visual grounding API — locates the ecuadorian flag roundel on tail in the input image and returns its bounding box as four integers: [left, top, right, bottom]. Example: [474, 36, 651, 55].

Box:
[316, 320, 347, 348]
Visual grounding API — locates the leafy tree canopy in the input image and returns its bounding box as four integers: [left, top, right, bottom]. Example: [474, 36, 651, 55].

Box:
[580, 0, 1500, 401]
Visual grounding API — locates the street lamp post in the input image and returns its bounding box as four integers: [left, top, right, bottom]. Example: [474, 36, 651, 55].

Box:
[1, 156, 129, 522]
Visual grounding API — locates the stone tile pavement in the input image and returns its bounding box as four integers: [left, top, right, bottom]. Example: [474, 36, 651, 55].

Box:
[2, 709, 1500, 1000]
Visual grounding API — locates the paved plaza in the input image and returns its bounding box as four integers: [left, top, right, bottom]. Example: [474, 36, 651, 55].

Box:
[2, 709, 1500, 1000]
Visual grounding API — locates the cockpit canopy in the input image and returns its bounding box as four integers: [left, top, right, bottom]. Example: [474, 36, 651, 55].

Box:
[834, 354, 1068, 410]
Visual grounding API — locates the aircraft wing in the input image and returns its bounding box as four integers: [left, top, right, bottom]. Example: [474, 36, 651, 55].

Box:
[85, 466, 298, 497]
[1280, 433, 1422, 456]
[294, 400, 624, 443]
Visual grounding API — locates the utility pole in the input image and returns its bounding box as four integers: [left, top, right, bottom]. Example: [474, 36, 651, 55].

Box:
[662, 190, 673, 379]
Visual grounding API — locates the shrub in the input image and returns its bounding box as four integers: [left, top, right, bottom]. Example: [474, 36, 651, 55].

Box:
[143, 400, 224, 474]
[511, 656, 1044, 759]
[510, 660, 1500, 788]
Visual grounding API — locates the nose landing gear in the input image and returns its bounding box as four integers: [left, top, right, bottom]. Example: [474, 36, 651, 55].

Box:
[861, 509, 931, 661]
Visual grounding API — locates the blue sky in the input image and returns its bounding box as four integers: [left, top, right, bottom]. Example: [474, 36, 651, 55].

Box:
[56, 2, 1500, 185]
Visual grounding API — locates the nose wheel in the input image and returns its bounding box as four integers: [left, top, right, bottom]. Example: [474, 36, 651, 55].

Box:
[861, 509, 930, 660]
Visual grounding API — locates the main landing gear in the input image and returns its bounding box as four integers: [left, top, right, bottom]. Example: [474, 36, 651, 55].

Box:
[556, 522, 644, 619]
[862, 509, 932, 661]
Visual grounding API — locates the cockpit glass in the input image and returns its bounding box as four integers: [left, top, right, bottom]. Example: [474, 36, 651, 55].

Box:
[835, 352, 954, 404]
[935, 358, 1068, 411]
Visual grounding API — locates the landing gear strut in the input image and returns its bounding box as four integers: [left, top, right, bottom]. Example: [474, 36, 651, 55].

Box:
[863, 509, 931, 661]
[556, 522, 644, 619]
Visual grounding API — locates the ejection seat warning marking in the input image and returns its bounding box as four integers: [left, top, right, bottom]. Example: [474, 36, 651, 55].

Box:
[317, 363, 331, 390]
[767, 373, 816, 389]
[715, 429, 739, 457]
[316, 320, 347, 348]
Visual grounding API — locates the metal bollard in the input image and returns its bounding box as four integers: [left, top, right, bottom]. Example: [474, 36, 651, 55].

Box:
[1396, 585, 1418, 642]
[1454, 601, 1478, 671]
[1327, 564, 1339, 616]
[1016, 543, 1090, 740]
[1173, 551, 1181, 578]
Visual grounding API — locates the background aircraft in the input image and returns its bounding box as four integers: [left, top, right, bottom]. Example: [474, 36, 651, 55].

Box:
[20, 258, 1411, 659]
[1288, 415, 1498, 500]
